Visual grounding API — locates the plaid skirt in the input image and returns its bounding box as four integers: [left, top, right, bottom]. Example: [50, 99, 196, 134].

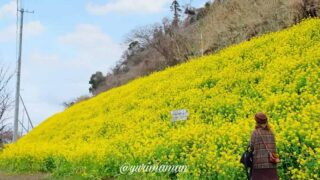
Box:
[251, 168, 278, 180]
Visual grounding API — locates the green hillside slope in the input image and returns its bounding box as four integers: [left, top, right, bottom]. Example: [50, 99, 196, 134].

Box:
[1, 19, 320, 179]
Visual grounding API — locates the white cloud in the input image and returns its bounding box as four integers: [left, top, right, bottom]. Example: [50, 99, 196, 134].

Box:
[0, 0, 16, 19]
[22, 52, 87, 126]
[24, 21, 45, 37]
[86, 0, 170, 15]
[0, 21, 45, 42]
[0, 24, 15, 42]
[58, 24, 122, 69]
[17, 25, 122, 125]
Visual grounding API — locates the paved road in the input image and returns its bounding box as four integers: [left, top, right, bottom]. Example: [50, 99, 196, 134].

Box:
[0, 172, 50, 180]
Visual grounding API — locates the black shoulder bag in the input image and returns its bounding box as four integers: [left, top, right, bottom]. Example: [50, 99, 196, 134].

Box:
[240, 145, 253, 180]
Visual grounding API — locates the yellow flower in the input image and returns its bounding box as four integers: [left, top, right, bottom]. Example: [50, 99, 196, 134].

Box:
[0, 18, 320, 179]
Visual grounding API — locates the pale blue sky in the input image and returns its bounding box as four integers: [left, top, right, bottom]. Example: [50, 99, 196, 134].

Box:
[0, 0, 207, 127]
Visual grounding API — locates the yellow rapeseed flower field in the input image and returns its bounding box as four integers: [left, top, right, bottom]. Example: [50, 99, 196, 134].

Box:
[0, 19, 320, 179]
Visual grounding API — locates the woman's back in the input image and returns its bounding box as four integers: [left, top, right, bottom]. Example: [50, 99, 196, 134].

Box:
[250, 128, 277, 169]
[250, 112, 278, 180]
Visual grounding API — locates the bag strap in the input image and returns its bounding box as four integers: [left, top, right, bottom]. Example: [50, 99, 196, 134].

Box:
[247, 144, 251, 151]
[256, 129, 271, 154]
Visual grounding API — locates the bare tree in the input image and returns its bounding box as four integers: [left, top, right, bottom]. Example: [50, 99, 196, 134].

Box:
[89, 0, 320, 96]
[290, 0, 319, 23]
[0, 66, 13, 145]
[62, 95, 91, 108]
[126, 20, 192, 67]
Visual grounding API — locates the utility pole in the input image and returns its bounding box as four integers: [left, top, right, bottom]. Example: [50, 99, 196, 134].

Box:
[13, 8, 33, 142]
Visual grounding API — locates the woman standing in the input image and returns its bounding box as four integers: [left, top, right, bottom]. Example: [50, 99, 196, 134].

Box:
[250, 112, 278, 180]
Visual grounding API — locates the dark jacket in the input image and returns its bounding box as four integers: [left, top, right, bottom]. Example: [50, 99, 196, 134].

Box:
[250, 128, 277, 169]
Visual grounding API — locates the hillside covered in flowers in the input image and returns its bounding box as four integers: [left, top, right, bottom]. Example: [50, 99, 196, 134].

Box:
[1, 19, 320, 179]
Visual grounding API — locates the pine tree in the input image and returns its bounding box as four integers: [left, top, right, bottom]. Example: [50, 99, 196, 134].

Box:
[171, 0, 182, 28]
